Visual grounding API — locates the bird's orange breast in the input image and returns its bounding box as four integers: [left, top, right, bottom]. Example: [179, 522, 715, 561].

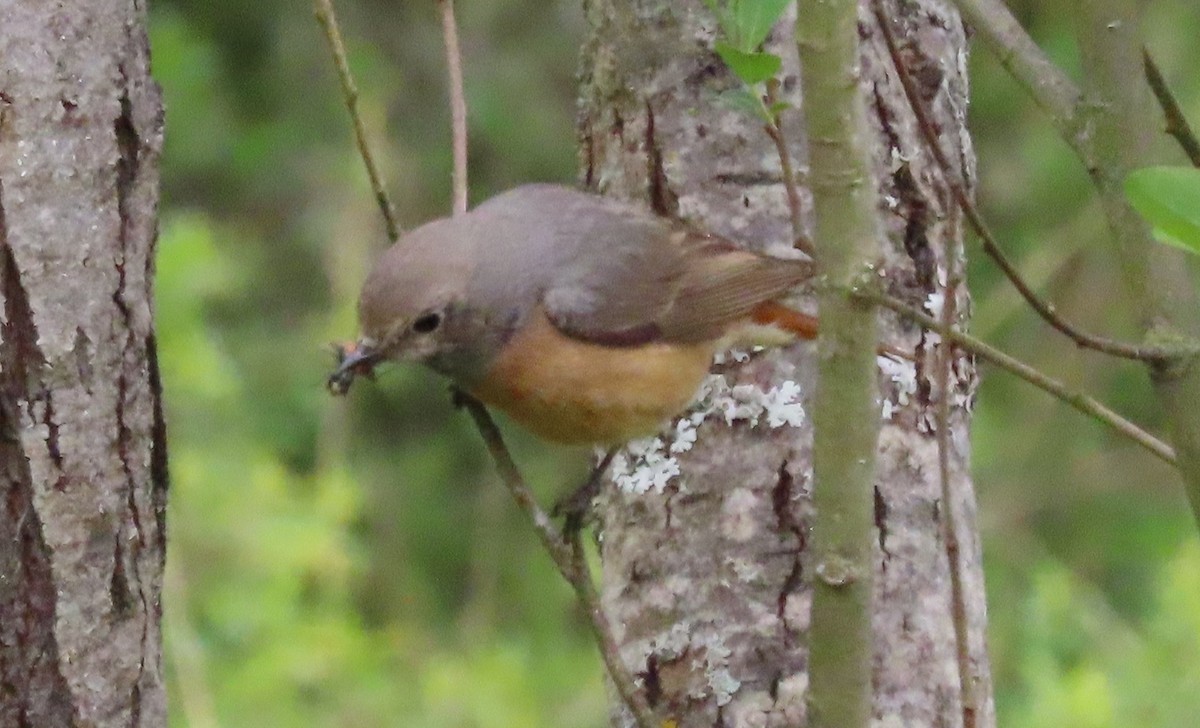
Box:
[470, 312, 716, 445]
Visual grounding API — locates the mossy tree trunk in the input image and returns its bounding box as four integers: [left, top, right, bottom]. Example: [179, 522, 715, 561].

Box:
[577, 1, 994, 725]
[0, 1, 167, 725]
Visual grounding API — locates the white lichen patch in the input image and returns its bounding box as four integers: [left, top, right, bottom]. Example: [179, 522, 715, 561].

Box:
[878, 355, 918, 421]
[727, 556, 763, 583]
[924, 290, 945, 319]
[608, 437, 681, 495]
[653, 621, 693, 660]
[610, 366, 807, 494]
[708, 667, 742, 706]
[721, 488, 761, 542]
[684, 632, 740, 706]
[698, 374, 806, 429]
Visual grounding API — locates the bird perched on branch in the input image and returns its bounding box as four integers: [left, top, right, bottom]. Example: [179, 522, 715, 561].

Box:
[329, 184, 826, 444]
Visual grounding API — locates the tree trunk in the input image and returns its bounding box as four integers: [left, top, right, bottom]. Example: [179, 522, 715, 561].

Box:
[577, 1, 994, 725]
[0, 1, 166, 725]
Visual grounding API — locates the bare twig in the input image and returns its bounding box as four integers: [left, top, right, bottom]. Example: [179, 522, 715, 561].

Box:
[1142, 49, 1200, 168]
[435, 7, 655, 726]
[313, 0, 401, 241]
[314, 2, 658, 723]
[873, 9, 978, 724]
[438, 0, 470, 216]
[935, 280, 979, 728]
[950, 0, 1087, 154]
[861, 289, 1178, 466]
[763, 79, 815, 256]
[875, 4, 1178, 365]
[460, 397, 660, 728]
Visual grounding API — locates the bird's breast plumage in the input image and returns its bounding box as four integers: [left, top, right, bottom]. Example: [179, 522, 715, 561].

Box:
[469, 309, 715, 445]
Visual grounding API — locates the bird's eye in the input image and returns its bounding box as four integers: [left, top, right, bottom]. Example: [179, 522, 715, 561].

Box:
[411, 311, 442, 334]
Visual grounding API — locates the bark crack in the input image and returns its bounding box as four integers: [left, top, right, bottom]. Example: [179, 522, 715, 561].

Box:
[874, 485, 891, 560]
[872, 80, 938, 410]
[112, 64, 140, 329]
[644, 99, 678, 217]
[113, 373, 145, 611]
[580, 115, 597, 189]
[146, 334, 169, 560]
[114, 65, 156, 723]
[0, 183, 77, 726]
[639, 653, 662, 708]
[772, 462, 805, 642]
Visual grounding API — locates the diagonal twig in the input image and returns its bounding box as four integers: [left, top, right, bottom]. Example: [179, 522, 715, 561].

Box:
[314, 2, 660, 725]
[861, 288, 1177, 466]
[870, 7, 978, 725]
[1142, 49, 1200, 168]
[313, 0, 401, 242]
[763, 79, 816, 256]
[950, 0, 1086, 152]
[875, 3, 1180, 365]
[459, 396, 659, 728]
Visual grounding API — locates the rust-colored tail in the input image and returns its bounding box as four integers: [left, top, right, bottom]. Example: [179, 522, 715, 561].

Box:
[751, 300, 820, 339]
[750, 300, 914, 361]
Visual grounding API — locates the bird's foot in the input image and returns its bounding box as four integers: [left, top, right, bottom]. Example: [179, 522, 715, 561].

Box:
[553, 447, 620, 534]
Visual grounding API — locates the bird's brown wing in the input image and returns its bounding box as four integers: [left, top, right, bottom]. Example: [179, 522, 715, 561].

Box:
[545, 224, 813, 347]
[656, 243, 814, 343]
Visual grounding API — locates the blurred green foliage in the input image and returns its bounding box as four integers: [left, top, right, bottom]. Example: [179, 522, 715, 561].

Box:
[153, 0, 1200, 725]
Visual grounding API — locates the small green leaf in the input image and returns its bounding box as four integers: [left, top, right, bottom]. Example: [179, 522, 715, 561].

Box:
[714, 41, 781, 85]
[768, 100, 791, 116]
[1124, 166, 1200, 256]
[731, 0, 793, 51]
[718, 87, 771, 123]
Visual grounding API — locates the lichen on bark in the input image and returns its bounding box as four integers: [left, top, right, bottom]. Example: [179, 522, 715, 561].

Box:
[577, 1, 993, 726]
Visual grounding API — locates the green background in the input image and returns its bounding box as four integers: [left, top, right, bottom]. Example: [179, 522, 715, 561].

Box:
[153, 1, 1200, 725]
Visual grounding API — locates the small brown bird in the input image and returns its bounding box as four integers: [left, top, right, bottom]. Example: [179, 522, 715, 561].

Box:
[329, 184, 821, 444]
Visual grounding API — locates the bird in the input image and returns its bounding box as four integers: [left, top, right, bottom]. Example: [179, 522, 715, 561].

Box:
[328, 183, 825, 445]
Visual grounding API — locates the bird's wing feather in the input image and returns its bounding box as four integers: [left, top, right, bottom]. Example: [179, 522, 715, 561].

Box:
[656, 247, 814, 343]
[543, 215, 812, 345]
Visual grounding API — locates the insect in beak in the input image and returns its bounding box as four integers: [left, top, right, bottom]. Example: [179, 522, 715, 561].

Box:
[327, 339, 381, 395]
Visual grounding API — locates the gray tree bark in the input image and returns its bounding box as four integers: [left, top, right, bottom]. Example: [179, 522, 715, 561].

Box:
[0, 1, 166, 725]
[578, 1, 994, 725]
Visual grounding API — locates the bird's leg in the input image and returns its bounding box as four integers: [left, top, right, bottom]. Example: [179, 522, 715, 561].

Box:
[553, 446, 620, 534]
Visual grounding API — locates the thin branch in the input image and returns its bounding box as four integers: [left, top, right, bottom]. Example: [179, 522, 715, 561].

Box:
[861, 289, 1178, 466]
[934, 271, 978, 728]
[950, 0, 1087, 153]
[434, 7, 656, 726]
[459, 396, 660, 728]
[875, 5, 1179, 365]
[315, 2, 658, 723]
[438, 0, 470, 216]
[1075, 0, 1200, 533]
[1142, 49, 1200, 168]
[313, 0, 401, 242]
[873, 6, 979, 721]
[763, 79, 816, 257]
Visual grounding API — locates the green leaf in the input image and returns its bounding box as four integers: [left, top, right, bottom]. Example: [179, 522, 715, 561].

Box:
[717, 86, 771, 123]
[731, 0, 793, 51]
[714, 41, 781, 85]
[1124, 166, 1200, 256]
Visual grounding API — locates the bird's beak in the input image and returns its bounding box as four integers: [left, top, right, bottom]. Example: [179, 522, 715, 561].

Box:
[327, 338, 382, 396]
